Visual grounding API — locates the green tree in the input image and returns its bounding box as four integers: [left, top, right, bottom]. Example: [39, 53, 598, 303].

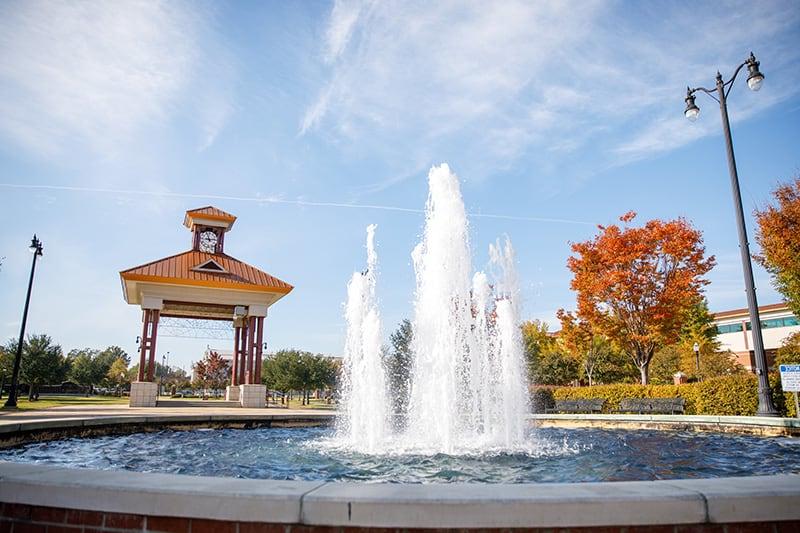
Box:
[19, 334, 67, 400]
[649, 345, 682, 385]
[295, 352, 315, 404]
[263, 349, 303, 402]
[384, 319, 413, 418]
[68, 348, 105, 393]
[557, 310, 627, 386]
[309, 355, 338, 402]
[674, 301, 744, 380]
[521, 320, 579, 385]
[677, 301, 720, 377]
[697, 350, 743, 380]
[106, 357, 129, 392]
[537, 345, 580, 386]
[0, 340, 15, 400]
[593, 345, 639, 384]
[97, 345, 130, 369]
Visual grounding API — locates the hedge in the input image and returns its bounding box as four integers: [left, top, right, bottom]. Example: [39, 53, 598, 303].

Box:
[535, 374, 797, 417]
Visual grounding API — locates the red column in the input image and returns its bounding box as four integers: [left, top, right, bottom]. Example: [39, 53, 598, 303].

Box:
[254, 317, 264, 385]
[137, 310, 150, 382]
[146, 310, 160, 382]
[245, 317, 256, 384]
[231, 323, 240, 386]
[239, 321, 248, 385]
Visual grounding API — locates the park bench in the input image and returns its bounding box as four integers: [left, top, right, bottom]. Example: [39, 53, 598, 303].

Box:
[545, 398, 605, 414]
[615, 397, 685, 414]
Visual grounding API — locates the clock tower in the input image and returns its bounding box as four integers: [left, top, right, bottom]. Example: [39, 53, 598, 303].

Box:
[183, 206, 237, 254]
[120, 205, 293, 408]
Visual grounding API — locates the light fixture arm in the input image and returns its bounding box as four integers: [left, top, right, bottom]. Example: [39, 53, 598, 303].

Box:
[687, 85, 719, 103]
[688, 55, 757, 103]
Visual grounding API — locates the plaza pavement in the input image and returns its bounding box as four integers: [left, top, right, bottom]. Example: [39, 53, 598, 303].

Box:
[0, 401, 336, 430]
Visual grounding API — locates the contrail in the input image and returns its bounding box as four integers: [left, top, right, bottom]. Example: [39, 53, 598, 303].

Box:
[0, 182, 593, 226]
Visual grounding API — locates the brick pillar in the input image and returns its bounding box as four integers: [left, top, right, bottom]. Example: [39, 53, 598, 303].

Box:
[239, 321, 248, 385]
[245, 317, 256, 384]
[231, 323, 241, 386]
[137, 308, 161, 383]
[137, 310, 150, 382]
[254, 316, 264, 385]
[145, 310, 160, 382]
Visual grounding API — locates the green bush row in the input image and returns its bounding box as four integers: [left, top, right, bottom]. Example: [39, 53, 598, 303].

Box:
[534, 374, 797, 417]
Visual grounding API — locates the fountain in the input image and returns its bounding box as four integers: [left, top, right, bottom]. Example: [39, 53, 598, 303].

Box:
[336, 163, 530, 454]
[335, 224, 389, 453]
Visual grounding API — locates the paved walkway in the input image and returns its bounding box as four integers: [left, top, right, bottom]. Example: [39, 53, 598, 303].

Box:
[0, 403, 336, 429]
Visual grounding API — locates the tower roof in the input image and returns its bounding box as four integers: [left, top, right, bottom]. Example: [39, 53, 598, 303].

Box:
[120, 206, 293, 308]
[183, 206, 237, 231]
[120, 250, 293, 295]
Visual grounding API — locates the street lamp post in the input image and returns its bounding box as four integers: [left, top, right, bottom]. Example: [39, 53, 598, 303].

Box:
[684, 52, 777, 416]
[4, 235, 44, 409]
[162, 351, 170, 396]
[693, 342, 701, 376]
[160, 354, 166, 396]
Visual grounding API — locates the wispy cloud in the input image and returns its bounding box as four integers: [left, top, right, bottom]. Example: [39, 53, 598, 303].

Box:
[0, 181, 594, 226]
[324, 0, 372, 63]
[0, 0, 233, 157]
[302, 1, 800, 187]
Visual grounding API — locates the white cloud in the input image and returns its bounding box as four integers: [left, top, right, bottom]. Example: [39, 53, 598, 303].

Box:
[0, 0, 230, 157]
[302, 0, 800, 186]
[324, 0, 372, 63]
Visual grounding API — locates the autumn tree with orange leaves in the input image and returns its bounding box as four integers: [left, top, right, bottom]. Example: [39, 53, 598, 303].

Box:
[755, 176, 800, 316]
[193, 350, 230, 393]
[566, 212, 715, 384]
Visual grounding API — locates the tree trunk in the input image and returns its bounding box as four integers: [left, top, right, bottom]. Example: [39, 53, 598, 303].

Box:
[639, 365, 649, 385]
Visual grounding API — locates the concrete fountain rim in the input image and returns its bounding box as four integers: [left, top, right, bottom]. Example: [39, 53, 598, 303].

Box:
[0, 410, 798, 529]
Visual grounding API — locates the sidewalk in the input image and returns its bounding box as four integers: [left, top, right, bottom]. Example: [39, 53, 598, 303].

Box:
[0, 402, 335, 430]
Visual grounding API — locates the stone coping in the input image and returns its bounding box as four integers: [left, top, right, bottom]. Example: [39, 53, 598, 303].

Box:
[2, 410, 798, 447]
[531, 413, 800, 436]
[1, 462, 798, 528]
[0, 411, 336, 435]
[0, 410, 337, 448]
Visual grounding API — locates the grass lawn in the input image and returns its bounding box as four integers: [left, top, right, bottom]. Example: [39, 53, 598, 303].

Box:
[4, 394, 129, 411]
[283, 398, 336, 410]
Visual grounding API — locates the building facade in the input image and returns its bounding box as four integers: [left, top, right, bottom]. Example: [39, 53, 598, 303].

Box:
[713, 302, 800, 371]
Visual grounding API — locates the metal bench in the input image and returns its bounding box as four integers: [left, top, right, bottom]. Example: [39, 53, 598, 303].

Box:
[615, 397, 685, 414]
[545, 398, 605, 414]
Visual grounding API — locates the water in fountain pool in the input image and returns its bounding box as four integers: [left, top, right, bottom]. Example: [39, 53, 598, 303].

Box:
[2, 426, 798, 483]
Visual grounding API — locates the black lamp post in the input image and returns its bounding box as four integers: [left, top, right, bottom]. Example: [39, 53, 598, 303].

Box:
[161, 351, 170, 396]
[693, 342, 701, 375]
[684, 52, 777, 416]
[4, 235, 44, 409]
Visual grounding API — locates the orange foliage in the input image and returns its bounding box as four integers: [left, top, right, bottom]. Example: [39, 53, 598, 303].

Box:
[566, 212, 715, 384]
[755, 177, 800, 315]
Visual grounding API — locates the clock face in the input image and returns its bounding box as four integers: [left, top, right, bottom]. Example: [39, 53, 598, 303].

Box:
[199, 230, 218, 253]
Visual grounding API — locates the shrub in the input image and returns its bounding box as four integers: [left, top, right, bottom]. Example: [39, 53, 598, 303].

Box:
[771, 373, 798, 418]
[694, 374, 756, 415]
[549, 373, 796, 417]
[552, 382, 697, 413]
[530, 387, 555, 413]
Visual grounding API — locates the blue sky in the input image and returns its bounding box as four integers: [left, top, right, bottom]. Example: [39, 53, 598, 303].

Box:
[1, 0, 799, 373]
